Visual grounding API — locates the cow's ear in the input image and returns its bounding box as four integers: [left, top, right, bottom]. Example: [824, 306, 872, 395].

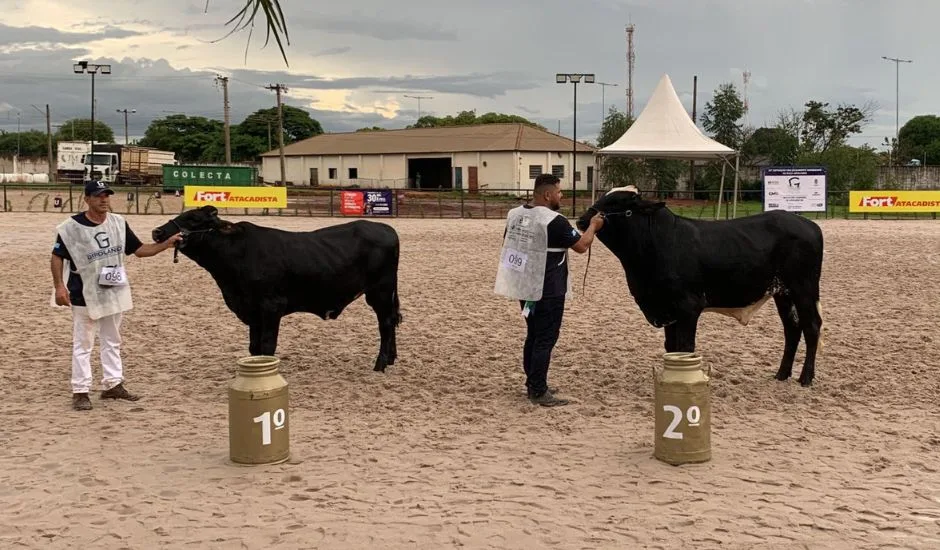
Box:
[203, 205, 218, 216]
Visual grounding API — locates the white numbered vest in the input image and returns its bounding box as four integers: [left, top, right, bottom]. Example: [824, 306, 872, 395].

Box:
[54, 213, 133, 320]
[494, 205, 569, 302]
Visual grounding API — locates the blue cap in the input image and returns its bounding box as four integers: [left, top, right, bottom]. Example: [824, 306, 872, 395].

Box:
[84, 180, 114, 197]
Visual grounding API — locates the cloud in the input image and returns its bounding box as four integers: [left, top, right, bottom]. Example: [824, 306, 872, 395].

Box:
[226, 69, 541, 98]
[312, 46, 352, 57]
[0, 23, 141, 46]
[293, 12, 458, 41]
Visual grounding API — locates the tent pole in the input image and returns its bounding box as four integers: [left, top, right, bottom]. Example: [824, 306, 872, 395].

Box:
[716, 160, 727, 220]
[731, 153, 740, 219]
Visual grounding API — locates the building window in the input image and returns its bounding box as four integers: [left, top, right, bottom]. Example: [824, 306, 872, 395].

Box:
[328, 168, 337, 179]
[587, 166, 594, 185]
[551, 165, 565, 178]
[348, 168, 358, 179]
[574, 171, 581, 182]
[528, 165, 542, 179]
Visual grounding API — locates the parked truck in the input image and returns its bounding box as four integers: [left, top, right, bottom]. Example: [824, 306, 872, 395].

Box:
[81, 144, 177, 185]
[161, 164, 258, 192]
[56, 140, 93, 184]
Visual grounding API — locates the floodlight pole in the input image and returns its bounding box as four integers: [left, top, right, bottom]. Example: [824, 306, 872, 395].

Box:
[882, 55, 912, 161]
[556, 73, 595, 216]
[73, 61, 111, 182]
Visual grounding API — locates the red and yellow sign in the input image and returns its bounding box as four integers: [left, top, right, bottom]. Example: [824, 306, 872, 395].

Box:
[184, 186, 287, 208]
[849, 190, 940, 213]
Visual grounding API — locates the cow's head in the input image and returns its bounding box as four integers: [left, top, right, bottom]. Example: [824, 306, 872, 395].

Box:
[576, 185, 666, 239]
[151, 205, 231, 245]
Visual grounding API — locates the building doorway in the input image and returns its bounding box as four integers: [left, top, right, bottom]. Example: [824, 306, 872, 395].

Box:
[408, 157, 453, 189]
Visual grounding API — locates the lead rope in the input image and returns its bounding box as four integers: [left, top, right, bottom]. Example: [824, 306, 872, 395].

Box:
[582, 246, 591, 295]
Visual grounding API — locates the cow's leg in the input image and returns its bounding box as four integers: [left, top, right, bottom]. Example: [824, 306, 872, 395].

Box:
[772, 294, 802, 381]
[672, 316, 699, 353]
[794, 296, 822, 387]
[365, 287, 397, 372]
[250, 304, 282, 356]
[664, 325, 679, 352]
[248, 321, 263, 356]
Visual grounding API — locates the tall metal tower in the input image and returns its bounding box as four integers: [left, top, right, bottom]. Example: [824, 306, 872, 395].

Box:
[626, 24, 635, 118]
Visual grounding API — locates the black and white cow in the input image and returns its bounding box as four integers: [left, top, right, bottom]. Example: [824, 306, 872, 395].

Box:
[152, 206, 402, 372]
[577, 186, 825, 386]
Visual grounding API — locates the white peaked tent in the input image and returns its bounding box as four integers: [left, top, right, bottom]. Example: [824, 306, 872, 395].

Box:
[596, 73, 741, 219]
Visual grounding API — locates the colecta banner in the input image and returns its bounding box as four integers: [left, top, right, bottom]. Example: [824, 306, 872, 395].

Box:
[848, 190, 940, 213]
[184, 185, 287, 208]
[340, 190, 393, 216]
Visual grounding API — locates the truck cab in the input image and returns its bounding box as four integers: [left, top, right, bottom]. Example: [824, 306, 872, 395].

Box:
[83, 152, 119, 183]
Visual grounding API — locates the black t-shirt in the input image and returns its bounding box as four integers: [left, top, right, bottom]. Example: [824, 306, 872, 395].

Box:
[52, 213, 143, 306]
[505, 205, 582, 299]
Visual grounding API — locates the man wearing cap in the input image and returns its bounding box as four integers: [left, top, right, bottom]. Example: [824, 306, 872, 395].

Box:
[51, 181, 181, 411]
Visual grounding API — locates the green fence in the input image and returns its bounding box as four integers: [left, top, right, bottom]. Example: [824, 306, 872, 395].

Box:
[2, 184, 938, 221]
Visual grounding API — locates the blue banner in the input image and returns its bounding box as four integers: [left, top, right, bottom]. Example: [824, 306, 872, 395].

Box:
[363, 190, 393, 216]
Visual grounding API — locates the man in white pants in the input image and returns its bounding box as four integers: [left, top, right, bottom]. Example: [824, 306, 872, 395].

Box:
[51, 181, 181, 411]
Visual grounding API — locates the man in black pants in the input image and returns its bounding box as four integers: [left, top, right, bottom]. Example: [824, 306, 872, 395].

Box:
[494, 174, 604, 407]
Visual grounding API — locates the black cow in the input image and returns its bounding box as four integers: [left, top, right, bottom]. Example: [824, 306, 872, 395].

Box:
[576, 187, 824, 386]
[151, 206, 402, 372]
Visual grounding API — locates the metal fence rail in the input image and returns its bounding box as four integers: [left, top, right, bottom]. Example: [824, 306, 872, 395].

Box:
[2, 184, 938, 220]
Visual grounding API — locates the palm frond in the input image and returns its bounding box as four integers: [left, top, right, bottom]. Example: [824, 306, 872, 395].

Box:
[206, 0, 291, 66]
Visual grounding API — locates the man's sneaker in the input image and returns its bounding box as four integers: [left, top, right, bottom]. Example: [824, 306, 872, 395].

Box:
[73, 393, 92, 411]
[100, 383, 140, 401]
[529, 389, 569, 407]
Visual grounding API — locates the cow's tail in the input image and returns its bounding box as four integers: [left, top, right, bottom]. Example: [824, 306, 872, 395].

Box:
[816, 299, 824, 354]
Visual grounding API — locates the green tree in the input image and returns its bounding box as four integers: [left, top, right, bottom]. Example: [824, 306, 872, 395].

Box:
[239, 105, 322, 146]
[407, 109, 545, 130]
[138, 115, 224, 162]
[0, 130, 50, 157]
[742, 127, 799, 165]
[595, 107, 643, 187]
[897, 114, 940, 164]
[53, 119, 115, 143]
[799, 100, 873, 153]
[701, 83, 745, 148]
[356, 126, 386, 132]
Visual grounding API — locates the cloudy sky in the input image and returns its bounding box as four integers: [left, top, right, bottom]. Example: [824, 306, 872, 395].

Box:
[0, 0, 934, 149]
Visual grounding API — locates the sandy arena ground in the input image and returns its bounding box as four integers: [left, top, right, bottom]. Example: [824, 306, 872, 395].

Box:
[0, 212, 938, 549]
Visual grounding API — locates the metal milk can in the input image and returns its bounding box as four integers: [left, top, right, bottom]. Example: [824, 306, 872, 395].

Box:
[653, 351, 711, 465]
[228, 355, 290, 465]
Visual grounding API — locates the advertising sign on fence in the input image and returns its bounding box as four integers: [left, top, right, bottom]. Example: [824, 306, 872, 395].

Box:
[340, 190, 364, 215]
[762, 167, 827, 212]
[849, 190, 940, 213]
[340, 190, 393, 216]
[184, 186, 287, 208]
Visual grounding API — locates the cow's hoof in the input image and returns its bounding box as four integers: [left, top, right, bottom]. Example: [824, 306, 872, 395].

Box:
[799, 378, 813, 387]
[774, 372, 791, 382]
[373, 363, 387, 373]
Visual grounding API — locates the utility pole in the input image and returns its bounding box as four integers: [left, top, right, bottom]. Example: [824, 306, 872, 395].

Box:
[216, 75, 231, 164]
[882, 55, 912, 161]
[403, 94, 433, 123]
[625, 24, 636, 118]
[46, 104, 53, 181]
[116, 108, 136, 144]
[265, 83, 288, 185]
[690, 75, 697, 193]
[31, 104, 54, 181]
